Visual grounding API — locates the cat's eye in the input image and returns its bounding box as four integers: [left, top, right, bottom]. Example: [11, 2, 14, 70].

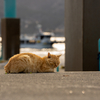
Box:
[48, 52, 51, 58]
[48, 56, 51, 58]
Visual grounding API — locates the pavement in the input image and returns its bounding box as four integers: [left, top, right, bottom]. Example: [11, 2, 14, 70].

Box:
[0, 62, 100, 100]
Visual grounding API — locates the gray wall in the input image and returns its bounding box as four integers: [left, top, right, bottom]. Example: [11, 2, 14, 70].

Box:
[1, 18, 20, 60]
[65, 0, 83, 71]
[65, 0, 100, 71]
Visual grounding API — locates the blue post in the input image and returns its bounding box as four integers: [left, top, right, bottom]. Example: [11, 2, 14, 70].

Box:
[0, 44, 3, 60]
[56, 66, 59, 72]
[4, 0, 16, 18]
[98, 39, 100, 71]
[0, 0, 16, 60]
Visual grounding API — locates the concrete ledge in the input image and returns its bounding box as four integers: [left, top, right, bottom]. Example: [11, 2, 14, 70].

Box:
[0, 69, 100, 100]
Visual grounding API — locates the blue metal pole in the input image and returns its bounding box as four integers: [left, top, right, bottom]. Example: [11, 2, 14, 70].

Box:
[56, 66, 59, 72]
[0, 0, 16, 60]
[4, 0, 16, 18]
[0, 44, 3, 60]
[98, 38, 100, 71]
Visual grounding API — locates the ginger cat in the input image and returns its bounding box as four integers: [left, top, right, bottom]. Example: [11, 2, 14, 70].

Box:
[4, 52, 61, 73]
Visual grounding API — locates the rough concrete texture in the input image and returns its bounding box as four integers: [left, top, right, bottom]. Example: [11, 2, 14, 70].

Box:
[0, 67, 100, 100]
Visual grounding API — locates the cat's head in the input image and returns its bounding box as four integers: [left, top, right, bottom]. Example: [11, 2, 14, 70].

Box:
[46, 52, 61, 68]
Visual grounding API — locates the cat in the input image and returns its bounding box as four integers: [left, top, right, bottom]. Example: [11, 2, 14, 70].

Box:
[4, 52, 61, 73]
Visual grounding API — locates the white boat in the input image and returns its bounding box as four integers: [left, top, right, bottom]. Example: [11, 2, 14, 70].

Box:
[20, 32, 56, 48]
[35, 32, 55, 45]
[20, 24, 56, 48]
[20, 32, 55, 43]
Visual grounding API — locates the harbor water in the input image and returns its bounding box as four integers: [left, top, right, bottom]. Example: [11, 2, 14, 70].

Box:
[0, 37, 65, 67]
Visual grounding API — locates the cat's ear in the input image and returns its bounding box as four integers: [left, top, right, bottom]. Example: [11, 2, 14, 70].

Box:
[57, 54, 61, 58]
[48, 52, 51, 58]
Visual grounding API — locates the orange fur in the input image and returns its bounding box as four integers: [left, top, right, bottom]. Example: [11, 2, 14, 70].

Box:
[4, 52, 61, 73]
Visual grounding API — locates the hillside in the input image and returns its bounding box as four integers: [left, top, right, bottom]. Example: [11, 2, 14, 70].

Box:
[0, 0, 64, 36]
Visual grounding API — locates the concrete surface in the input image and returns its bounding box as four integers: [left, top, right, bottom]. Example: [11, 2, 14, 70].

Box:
[0, 64, 100, 100]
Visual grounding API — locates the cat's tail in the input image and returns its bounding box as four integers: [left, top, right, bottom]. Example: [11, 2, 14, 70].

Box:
[4, 62, 11, 73]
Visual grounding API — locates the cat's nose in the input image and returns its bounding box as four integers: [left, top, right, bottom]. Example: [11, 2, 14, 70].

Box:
[56, 64, 58, 67]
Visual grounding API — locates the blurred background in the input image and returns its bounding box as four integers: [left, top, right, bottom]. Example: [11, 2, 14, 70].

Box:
[0, 0, 65, 67]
